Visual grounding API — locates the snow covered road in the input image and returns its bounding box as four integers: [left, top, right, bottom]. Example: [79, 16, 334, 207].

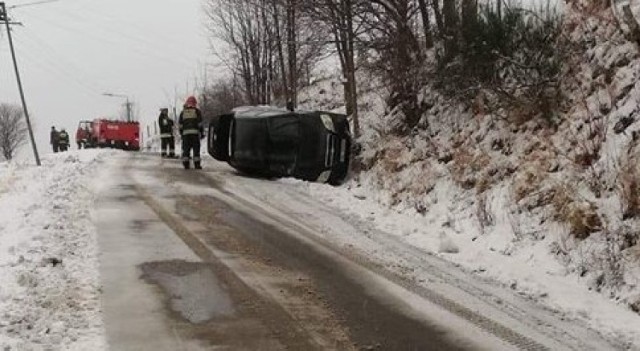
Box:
[1, 151, 638, 350]
[122, 152, 629, 350]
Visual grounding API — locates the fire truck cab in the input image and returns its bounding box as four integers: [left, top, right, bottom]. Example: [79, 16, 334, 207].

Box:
[75, 120, 95, 149]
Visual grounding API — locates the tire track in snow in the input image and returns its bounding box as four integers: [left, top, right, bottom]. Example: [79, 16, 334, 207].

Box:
[194, 169, 621, 350]
[190, 172, 553, 351]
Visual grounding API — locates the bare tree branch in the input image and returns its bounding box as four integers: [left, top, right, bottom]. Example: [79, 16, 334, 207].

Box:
[0, 104, 27, 161]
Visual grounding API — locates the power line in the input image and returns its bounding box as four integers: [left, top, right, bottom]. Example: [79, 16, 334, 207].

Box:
[68, 5, 191, 50]
[24, 8, 199, 69]
[17, 27, 107, 93]
[14, 32, 106, 97]
[39, 15, 196, 68]
[50, 8, 193, 62]
[9, 0, 59, 10]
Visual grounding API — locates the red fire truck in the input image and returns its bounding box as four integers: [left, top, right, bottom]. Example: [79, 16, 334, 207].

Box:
[75, 119, 140, 151]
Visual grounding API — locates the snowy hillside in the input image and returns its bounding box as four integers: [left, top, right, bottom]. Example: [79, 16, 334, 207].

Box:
[297, 1, 640, 347]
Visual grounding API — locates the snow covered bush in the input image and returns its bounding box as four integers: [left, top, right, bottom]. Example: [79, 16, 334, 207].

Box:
[549, 184, 602, 240]
[435, 1, 569, 126]
[618, 155, 640, 219]
[450, 146, 490, 190]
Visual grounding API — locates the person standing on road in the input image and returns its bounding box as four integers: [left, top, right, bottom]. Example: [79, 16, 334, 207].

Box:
[158, 108, 176, 158]
[178, 96, 204, 169]
[50, 126, 60, 153]
[58, 128, 70, 152]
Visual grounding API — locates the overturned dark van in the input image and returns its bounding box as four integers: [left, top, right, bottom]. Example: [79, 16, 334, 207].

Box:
[208, 106, 351, 185]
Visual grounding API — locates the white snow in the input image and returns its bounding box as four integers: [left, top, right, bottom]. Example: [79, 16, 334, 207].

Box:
[0, 144, 638, 349]
[0, 2, 639, 349]
[0, 150, 114, 351]
[307, 178, 640, 347]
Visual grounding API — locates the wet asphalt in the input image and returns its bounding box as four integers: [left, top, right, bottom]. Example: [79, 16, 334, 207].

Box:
[95, 154, 494, 351]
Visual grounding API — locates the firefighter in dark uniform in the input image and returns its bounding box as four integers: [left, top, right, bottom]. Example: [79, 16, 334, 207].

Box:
[178, 96, 204, 169]
[158, 108, 176, 158]
[58, 128, 70, 152]
[50, 126, 60, 153]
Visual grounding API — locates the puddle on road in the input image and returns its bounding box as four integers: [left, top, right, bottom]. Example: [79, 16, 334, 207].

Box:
[129, 219, 155, 232]
[140, 260, 235, 324]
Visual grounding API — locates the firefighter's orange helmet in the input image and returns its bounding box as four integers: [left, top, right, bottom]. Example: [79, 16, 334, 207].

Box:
[186, 96, 197, 107]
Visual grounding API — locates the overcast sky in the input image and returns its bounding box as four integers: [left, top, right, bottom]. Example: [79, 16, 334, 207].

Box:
[0, 0, 216, 159]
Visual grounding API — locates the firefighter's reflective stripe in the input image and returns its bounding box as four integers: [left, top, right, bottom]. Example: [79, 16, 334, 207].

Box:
[182, 129, 200, 135]
[182, 109, 197, 119]
[193, 156, 201, 162]
[160, 133, 172, 138]
[58, 132, 70, 145]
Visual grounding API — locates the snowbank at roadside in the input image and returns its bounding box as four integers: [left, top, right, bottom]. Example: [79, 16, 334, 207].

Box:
[291, 3, 640, 345]
[285, 178, 640, 348]
[0, 150, 115, 351]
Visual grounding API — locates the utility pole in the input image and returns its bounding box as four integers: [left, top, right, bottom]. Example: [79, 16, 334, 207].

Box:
[125, 97, 132, 122]
[103, 93, 133, 122]
[0, 2, 41, 166]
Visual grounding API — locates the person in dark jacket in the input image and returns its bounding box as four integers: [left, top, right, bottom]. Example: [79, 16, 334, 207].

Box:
[58, 128, 70, 152]
[178, 96, 204, 169]
[50, 126, 60, 153]
[158, 108, 176, 158]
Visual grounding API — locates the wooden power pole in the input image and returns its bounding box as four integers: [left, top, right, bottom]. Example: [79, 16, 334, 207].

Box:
[0, 2, 41, 166]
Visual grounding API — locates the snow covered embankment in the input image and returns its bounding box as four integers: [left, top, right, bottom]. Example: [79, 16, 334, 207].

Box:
[0, 151, 113, 351]
[297, 2, 640, 348]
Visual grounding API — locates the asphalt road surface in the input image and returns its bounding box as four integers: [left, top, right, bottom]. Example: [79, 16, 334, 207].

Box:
[93, 153, 621, 351]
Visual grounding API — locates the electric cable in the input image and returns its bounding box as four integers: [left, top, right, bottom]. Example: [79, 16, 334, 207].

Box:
[41, 7, 197, 67]
[23, 10, 199, 69]
[13, 29, 106, 97]
[18, 25, 107, 92]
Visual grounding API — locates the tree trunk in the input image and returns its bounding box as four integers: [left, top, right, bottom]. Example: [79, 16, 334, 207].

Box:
[343, 0, 359, 138]
[272, 0, 289, 104]
[287, 0, 298, 108]
[417, 0, 434, 48]
[431, 0, 444, 35]
[461, 0, 477, 48]
[443, 0, 458, 60]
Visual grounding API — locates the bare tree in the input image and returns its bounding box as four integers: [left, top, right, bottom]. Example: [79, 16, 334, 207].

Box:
[271, 0, 290, 103]
[286, 0, 298, 107]
[205, 0, 324, 108]
[417, 0, 434, 48]
[205, 0, 273, 105]
[431, 0, 444, 35]
[361, 0, 426, 130]
[200, 76, 245, 122]
[303, 0, 362, 137]
[461, 0, 478, 49]
[0, 103, 27, 161]
[442, 0, 458, 60]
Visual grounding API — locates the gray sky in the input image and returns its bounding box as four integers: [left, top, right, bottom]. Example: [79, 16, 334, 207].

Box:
[0, 0, 216, 159]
